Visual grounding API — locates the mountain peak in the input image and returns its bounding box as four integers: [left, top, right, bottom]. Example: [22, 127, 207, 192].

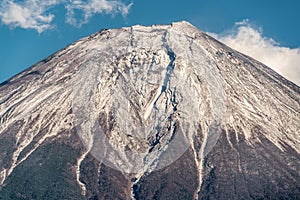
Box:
[0, 22, 299, 199]
[171, 20, 197, 28]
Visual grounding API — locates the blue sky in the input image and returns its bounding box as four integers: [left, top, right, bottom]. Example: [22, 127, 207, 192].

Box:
[0, 0, 300, 84]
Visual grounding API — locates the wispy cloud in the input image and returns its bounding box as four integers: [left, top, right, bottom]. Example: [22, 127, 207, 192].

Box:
[0, 0, 58, 33]
[0, 0, 133, 33]
[209, 19, 300, 85]
[65, 0, 133, 27]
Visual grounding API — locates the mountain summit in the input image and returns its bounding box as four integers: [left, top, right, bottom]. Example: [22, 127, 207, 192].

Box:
[0, 21, 299, 199]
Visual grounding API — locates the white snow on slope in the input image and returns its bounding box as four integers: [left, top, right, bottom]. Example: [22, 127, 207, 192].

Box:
[0, 21, 299, 195]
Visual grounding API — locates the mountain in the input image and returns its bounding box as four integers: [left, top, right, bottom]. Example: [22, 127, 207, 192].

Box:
[0, 21, 299, 200]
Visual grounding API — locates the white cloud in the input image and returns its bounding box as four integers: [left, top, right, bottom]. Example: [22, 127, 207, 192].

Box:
[65, 0, 133, 27]
[209, 19, 300, 86]
[0, 0, 58, 33]
[0, 0, 133, 33]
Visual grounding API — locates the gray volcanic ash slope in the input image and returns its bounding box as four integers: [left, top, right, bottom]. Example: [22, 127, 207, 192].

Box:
[0, 21, 299, 199]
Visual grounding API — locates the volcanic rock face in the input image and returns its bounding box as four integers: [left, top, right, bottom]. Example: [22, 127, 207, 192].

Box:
[0, 21, 299, 199]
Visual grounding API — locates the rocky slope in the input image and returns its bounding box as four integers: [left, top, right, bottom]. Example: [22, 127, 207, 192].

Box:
[0, 21, 299, 199]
